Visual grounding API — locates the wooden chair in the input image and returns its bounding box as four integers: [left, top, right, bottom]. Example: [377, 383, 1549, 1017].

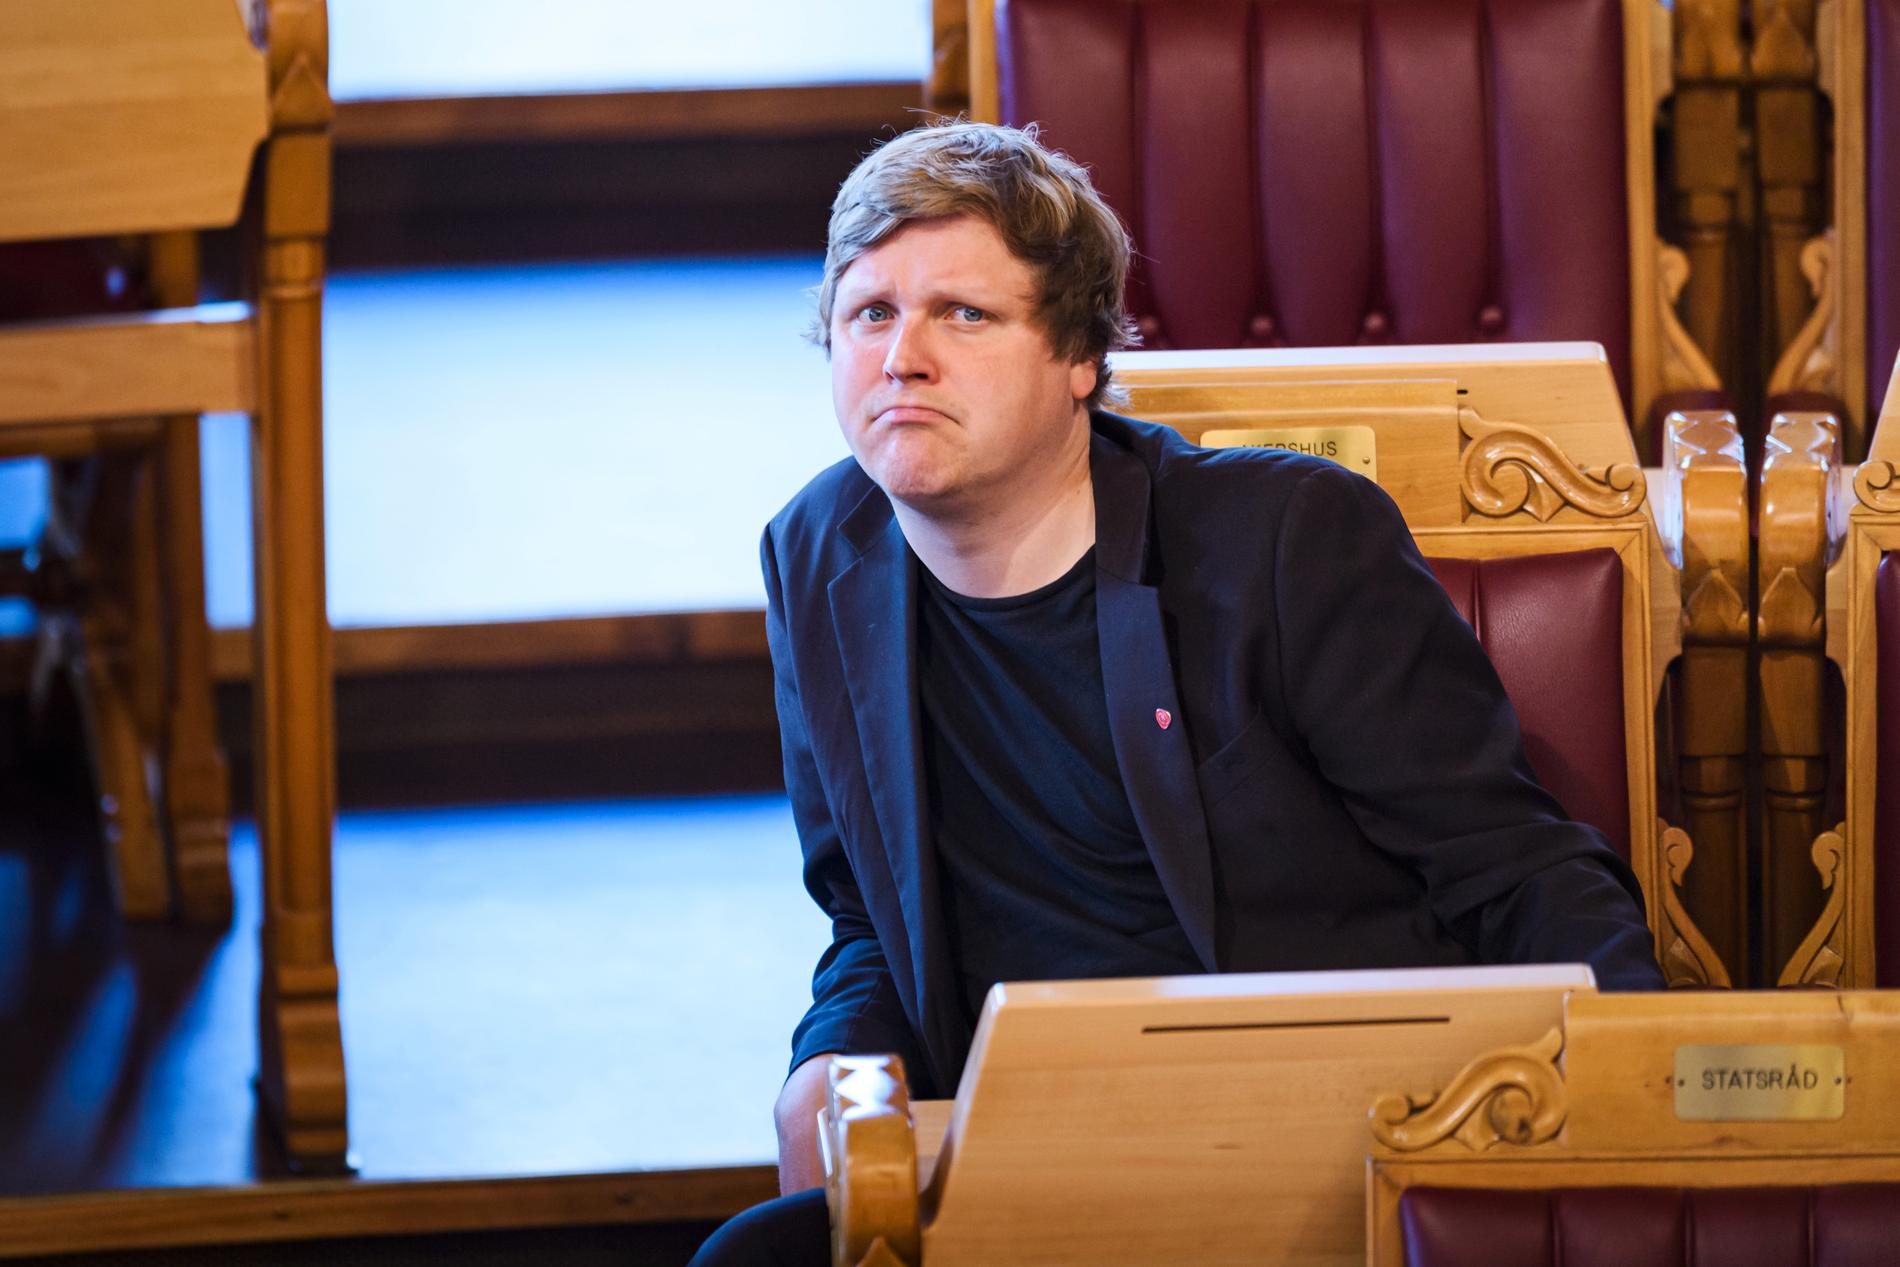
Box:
[1757, 0, 1898, 984]
[0, 0, 347, 1167]
[1778, 355, 1900, 988]
[0, 234, 231, 927]
[1368, 988, 1900, 1265]
[953, 0, 1753, 978]
[1112, 344, 1734, 987]
[824, 964, 1594, 1267]
[956, 0, 1725, 457]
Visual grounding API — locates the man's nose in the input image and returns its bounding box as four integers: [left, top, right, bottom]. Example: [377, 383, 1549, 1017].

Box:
[882, 317, 937, 382]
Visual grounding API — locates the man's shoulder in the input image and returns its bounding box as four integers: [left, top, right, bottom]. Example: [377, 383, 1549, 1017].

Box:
[1095, 409, 1351, 509]
[766, 455, 878, 550]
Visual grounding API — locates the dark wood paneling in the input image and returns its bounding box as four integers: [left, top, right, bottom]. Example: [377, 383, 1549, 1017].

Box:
[219, 654, 782, 809]
[330, 84, 921, 266]
[336, 82, 920, 147]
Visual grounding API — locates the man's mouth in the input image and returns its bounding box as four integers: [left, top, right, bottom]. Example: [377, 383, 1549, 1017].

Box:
[875, 405, 954, 426]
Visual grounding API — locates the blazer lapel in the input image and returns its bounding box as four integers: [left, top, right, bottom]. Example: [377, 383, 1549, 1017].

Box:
[827, 493, 967, 1085]
[1091, 431, 1221, 971]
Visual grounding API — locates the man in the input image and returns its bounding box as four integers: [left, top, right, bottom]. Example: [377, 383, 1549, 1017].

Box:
[691, 120, 1663, 1266]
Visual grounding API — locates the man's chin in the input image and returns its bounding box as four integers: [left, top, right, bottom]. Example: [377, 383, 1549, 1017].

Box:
[860, 465, 967, 510]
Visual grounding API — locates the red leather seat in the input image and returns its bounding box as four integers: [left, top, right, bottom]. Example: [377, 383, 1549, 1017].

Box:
[996, 0, 1640, 409]
[1427, 549, 1630, 860]
[1400, 1183, 1900, 1267]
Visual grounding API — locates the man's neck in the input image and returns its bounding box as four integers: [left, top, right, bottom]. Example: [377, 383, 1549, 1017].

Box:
[892, 438, 1096, 599]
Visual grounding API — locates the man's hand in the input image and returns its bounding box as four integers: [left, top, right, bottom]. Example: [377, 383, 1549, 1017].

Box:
[775, 1053, 835, 1194]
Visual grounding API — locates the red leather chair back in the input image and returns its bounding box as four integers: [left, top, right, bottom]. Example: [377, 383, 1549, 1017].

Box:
[995, 0, 1635, 407]
[1874, 553, 1900, 985]
[1425, 549, 1630, 860]
[1871, 0, 1900, 421]
[1400, 1184, 1900, 1266]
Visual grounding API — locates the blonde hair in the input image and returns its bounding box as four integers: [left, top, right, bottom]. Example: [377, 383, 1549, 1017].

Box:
[812, 120, 1138, 408]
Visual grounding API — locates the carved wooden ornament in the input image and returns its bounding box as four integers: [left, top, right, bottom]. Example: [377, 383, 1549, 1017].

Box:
[1370, 1027, 1567, 1153]
[1766, 231, 1839, 398]
[1459, 410, 1647, 522]
[1854, 461, 1900, 514]
[1657, 824, 1733, 988]
[1778, 826, 1848, 987]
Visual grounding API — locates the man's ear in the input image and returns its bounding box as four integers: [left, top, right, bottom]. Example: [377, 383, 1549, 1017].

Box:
[1069, 359, 1098, 403]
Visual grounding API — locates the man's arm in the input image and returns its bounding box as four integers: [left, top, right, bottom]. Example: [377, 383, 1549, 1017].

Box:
[1268, 464, 1664, 989]
[774, 1053, 835, 1193]
[763, 526, 930, 1191]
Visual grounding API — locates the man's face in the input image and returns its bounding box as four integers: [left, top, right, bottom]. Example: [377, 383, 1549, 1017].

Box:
[829, 214, 1097, 511]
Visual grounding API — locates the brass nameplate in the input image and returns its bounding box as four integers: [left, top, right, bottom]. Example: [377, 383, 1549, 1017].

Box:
[1673, 1044, 1845, 1121]
[1199, 425, 1377, 481]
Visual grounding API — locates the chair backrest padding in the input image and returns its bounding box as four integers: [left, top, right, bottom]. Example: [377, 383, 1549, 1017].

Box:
[1874, 552, 1900, 985]
[1870, 0, 1900, 421]
[1400, 1184, 1900, 1267]
[995, 0, 1634, 406]
[1426, 549, 1630, 859]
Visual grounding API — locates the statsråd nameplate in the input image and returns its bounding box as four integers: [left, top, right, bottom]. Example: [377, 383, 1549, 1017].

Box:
[1673, 1044, 1844, 1121]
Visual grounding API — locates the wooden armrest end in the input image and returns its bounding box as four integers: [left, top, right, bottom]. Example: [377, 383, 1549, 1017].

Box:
[823, 1054, 921, 1267]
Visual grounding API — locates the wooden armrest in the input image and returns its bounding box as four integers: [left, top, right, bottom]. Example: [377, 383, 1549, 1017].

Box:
[1657, 409, 1748, 647]
[822, 1054, 921, 1267]
[1760, 410, 1846, 652]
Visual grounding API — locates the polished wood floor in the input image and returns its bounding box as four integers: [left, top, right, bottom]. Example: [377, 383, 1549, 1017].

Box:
[0, 769, 826, 1196]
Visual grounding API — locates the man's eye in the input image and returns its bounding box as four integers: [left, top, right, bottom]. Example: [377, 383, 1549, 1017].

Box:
[953, 306, 987, 323]
[859, 304, 892, 323]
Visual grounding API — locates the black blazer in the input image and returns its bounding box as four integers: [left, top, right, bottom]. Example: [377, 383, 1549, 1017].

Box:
[762, 412, 1662, 1097]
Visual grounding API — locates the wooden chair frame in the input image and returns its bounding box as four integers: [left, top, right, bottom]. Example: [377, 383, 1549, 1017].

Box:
[1780, 356, 1900, 987]
[955, 0, 1722, 455]
[1767, 0, 1874, 448]
[1110, 344, 1732, 988]
[1759, 408, 1846, 979]
[1758, 0, 1877, 987]
[1368, 989, 1900, 1265]
[0, 0, 346, 1168]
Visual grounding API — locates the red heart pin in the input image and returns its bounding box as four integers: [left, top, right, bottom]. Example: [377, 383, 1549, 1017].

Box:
[1155, 709, 1172, 730]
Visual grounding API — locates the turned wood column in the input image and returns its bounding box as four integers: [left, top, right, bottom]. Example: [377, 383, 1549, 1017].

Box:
[251, 0, 349, 1171]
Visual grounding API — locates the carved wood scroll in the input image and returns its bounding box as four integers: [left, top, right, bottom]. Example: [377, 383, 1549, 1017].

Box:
[1458, 408, 1646, 521]
[1767, 231, 1840, 398]
[1370, 1027, 1566, 1153]
[1778, 825, 1849, 987]
[1854, 460, 1900, 514]
[1656, 241, 1726, 393]
[1658, 823, 1734, 988]
[826, 1055, 921, 1267]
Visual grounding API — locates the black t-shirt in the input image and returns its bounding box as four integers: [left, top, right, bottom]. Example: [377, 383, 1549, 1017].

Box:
[916, 547, 1202, 1027]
